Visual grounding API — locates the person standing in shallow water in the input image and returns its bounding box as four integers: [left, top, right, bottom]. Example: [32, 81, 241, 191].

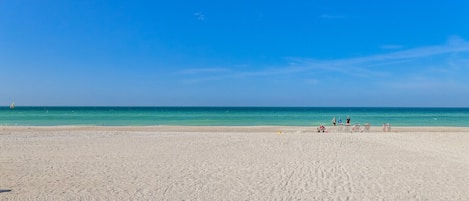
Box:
[346, 116, 351, 125]
[332, 117, 336, 126]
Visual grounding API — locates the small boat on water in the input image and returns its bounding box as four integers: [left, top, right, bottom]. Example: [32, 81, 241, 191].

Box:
[9, 102, 15, 109]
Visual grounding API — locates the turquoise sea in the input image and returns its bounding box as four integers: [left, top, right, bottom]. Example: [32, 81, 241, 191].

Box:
[1, 107, 468, 127]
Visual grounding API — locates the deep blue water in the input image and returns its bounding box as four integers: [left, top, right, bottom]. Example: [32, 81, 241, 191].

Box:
[1, 107, 468, 126]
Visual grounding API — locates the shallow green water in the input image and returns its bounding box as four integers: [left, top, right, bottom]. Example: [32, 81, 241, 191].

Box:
[1, 107, 468, 126]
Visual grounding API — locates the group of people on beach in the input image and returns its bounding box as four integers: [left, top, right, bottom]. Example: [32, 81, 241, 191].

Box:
[317, 116, 351, 133]
[317, 115, 391, 133]
[331, 116, 351, 126]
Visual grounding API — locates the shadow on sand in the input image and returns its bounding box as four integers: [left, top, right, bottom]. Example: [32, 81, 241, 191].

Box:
[0, 189, 12, 193]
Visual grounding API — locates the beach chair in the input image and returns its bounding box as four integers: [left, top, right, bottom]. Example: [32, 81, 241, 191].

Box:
[382, 123, 391, 132]
[352, 124, 360, 133]
[361, 123, 371, 132]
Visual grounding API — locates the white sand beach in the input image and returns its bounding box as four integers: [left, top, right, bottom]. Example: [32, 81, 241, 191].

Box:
[1, 126, 468, 200]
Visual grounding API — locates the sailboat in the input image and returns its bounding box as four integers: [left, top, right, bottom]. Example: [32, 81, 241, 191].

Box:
[9, 102, 15, 109]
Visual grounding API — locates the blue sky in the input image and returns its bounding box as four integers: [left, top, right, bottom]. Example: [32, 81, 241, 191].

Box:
[1, 0, 469, 106]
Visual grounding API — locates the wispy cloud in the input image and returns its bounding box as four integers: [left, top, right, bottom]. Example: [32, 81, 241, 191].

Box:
[225, 36, 469, 81]
[181, 75, 228, 84]
[289, 36, 469, 72]
[177, 37, 469, 83]
[380, 76, 462, 90]
[194, 12, 205, 21]
[380, 45, 403, 50]
[182, 68, 230, 74]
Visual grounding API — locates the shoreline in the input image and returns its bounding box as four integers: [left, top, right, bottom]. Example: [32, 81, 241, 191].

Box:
[2, 125, 469, 133]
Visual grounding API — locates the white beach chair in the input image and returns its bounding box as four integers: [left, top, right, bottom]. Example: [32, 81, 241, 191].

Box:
[382, 123, 391, 132]
[361, 123, 371, 132]
[352, 124, 360, 133]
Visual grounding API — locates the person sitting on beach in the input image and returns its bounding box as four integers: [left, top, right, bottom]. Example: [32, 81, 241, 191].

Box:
[351, 124, 360, 132]
[382, 123, 391, 132]
[361, 123, 371, 132]
[317, 125, 326, 133]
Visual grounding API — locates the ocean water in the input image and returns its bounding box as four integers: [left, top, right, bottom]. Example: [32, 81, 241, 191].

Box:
[1, 107, 468, 127]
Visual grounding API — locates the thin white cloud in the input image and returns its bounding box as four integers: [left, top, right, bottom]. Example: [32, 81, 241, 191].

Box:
[194, 12, 205, 20]
[235, 66, 308, 77]
[181, 68, 230, 74]
[290, 36, 469, 71]
[217, 36, 469, 80]
[181, 75, 227, 84]
[380, 45, 403, 50]
[366, 59, 414, 67]
[176, 37, 469, 83]
[381, 77, 461, 90]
